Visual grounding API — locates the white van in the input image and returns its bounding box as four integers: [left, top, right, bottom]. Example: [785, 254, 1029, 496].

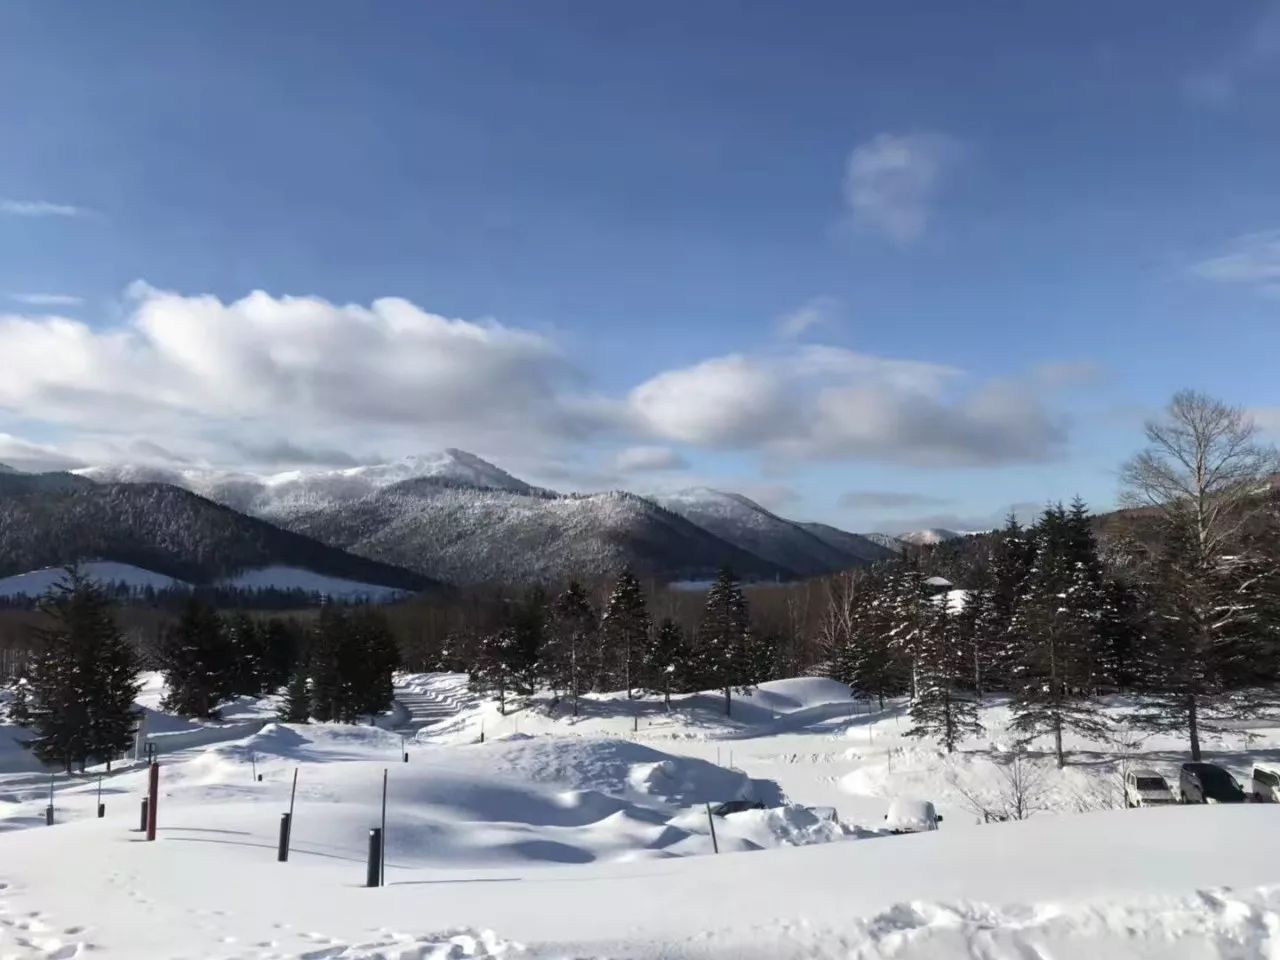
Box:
[1251, 767, 1280, 803]
[884, 799, 942, 834]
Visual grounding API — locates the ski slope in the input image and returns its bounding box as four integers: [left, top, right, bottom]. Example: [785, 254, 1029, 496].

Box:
[2, 674, 1279, 958]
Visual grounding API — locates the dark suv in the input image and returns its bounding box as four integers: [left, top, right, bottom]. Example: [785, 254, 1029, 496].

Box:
[1179, 763, 1246, 804]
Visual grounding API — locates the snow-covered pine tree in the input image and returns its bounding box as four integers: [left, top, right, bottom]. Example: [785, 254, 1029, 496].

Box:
[906, 591, 982, 752]
[308, 605, 348, 722]
[1007, 503, 1111, 767]
[25, 568, 141, 771]
[546, 581, 597, 714]
[225, 611, 266, 696]
[886, 557, 931, 701]
[696, 567, 754, 716]
[600, 570, 650, 698]
[160, 597, 234, 718]
[6, 676, 32, 726]
[976, 513, 1035, 691]
[260, 618, 300, 692]
[1131, 511, 1279, 759]
[278, 670, 311, 723]
[834, 569, 907, 709]
[640, 617, 689, 706]
[348, 606, 400, 720]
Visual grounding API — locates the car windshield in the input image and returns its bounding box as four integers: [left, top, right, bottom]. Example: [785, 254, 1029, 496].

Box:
[1199, 769, 1238, 790]
[1136, 777, 1167, 790]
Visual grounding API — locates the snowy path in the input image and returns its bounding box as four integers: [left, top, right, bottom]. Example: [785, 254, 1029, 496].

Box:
[392, 674, 472, 732]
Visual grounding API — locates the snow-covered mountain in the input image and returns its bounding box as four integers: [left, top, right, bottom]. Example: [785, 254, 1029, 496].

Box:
[282, 480, 785, 586]
[795, 521, 899, 565]
[0, 472, 432, 590]
[63, 449, 908, 585]
[650, 488, 891, 578]
[77, 448, 536, 520]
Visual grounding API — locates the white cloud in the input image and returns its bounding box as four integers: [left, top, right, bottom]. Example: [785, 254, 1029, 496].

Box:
[629, 346, 1065, 467]
[612, 445, 688, 473]
[0, 284, 584, 466]
[629, 355, 791, 447]
[776, 296, 842, 340]
[0, 283, 1077, 475]
[843, 132, 959, 244]
[0, 433, 87, 472]
[0, 199, 87, 218]
[8, 293, 84, 307]
[1193, 230, 1280, 296]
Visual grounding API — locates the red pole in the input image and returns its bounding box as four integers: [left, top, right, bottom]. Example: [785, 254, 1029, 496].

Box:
[146, 761, 159, 841]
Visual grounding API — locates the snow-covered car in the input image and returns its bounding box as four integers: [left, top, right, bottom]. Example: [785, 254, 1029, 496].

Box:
[1251, 767, 1280, 803]
[1179, 763, 1246, 804]
[884, 799, 942, 834]
[1124, 769, 1175, 808]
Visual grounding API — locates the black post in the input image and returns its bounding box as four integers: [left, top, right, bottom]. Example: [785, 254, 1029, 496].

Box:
[366, 828, 383, 887]
[277, 813, 292, 862]
[45, 805, 53, 826]
[139, 797, 149, 831]
[705, 803, 719, 854]
[97, 774, 104, 818]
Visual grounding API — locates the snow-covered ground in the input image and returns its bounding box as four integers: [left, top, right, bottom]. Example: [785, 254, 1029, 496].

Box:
[2, 674, 1279, 958]
[0, 563, 403, 601]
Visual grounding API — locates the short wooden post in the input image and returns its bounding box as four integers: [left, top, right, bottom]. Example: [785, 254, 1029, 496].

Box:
[145, 761, 159, 841]
[277, 813, 292, 862]
[366, 828, 383, 887]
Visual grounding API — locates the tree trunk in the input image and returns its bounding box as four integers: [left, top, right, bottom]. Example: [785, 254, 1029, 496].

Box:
[1053, 715, 1064, 769]
[1188, 696, 1201, 761]
[724, 687, 731, 716]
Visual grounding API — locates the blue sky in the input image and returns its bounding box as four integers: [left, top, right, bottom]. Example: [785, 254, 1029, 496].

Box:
[1, 1, 1278, 532]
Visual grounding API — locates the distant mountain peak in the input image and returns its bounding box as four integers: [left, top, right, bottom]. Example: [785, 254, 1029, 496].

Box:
[896, 528, 962, 546]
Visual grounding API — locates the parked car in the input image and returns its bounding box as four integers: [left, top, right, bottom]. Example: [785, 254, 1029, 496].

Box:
[1179, 763, 1246, 804]
[884, 799, 942, 833]
[1251, 766, 1280, 803]
[1124, 769, 1176, 807]
[711, 799, 765, 817]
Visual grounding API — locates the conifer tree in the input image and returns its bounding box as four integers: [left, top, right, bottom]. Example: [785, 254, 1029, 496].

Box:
[7, 677, 32, 726]
[278, 670, 311, 723]
[547, 581, 597, 715]
[260, 617, 299, 692]
[226, 611, 266, 696]
[640, 617, 689, 706]
[696, 567, 753, 715]
[25, 569, 141, 771]
[160, 597, 234, 718]
[907, 593, 982, 752]
[886, 558, 931, 701]
[308, 605, 348, 722]
[600, 570, 650, 698]
[1008, 503, 1110, 767]
[976, 513, 1035, 690]
[348, 606, 400, 719]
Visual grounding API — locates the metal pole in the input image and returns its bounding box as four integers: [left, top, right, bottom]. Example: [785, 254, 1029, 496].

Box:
[380, 768, 388, 887]
[139, 797, 148, 832]
[46, 774, 54, 825]
[251, 752, 257, 782]
[97, 774, 105, 818]
[705, 803, 719, 854]
[146, 761, 159, 841]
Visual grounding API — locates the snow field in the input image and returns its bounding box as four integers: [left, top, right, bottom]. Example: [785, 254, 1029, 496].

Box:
[2, 673, 1280, 957]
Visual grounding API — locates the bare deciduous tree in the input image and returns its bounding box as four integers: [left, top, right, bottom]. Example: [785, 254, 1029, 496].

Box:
[1120, 390, 1277, 558]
